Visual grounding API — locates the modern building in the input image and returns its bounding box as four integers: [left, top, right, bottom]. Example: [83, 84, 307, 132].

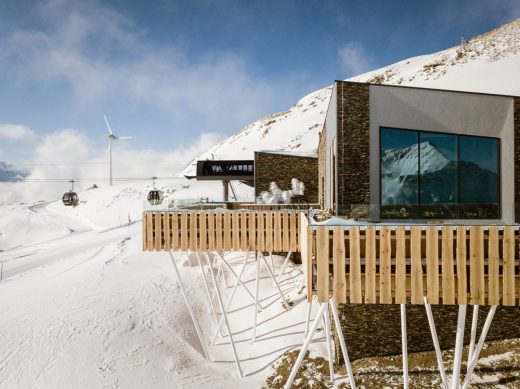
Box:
[319, 80, 520, 223]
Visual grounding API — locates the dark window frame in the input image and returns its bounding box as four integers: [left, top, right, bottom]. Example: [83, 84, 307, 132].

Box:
[379, 126, 501, 220]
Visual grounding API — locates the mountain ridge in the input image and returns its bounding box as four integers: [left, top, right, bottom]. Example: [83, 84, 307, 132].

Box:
[181, 18, 520, 177]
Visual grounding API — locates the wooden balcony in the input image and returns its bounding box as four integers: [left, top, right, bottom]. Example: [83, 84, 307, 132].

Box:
[142, 210, 301, 252]
[143, 209, 520, 307]
[300, 217, 520, 307]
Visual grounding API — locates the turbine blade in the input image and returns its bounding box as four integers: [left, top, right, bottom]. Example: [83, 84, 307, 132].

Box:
[104, 115, 113, 135]
[117, 136, 132, 140]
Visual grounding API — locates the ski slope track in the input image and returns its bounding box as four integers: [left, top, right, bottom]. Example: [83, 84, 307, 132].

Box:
[1, 18, 520, 388]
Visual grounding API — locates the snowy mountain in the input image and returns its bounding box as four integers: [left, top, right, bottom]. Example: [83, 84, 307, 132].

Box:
[381, 141, 453, 205]
[182, 17, 520, 177]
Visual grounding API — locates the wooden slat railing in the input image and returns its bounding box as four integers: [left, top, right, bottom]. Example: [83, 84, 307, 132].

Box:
[142, 210, 300, 252]
[305, 224, 520, 306]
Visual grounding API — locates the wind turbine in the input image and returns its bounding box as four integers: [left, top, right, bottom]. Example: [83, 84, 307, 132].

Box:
[104, 115, 132, 186]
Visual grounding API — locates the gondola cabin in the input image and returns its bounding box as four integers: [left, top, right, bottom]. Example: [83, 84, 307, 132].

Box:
[147, 189, 164, 205]
[62, 191, 79, 206]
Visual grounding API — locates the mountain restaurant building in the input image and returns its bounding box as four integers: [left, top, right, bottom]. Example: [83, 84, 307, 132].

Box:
[319, 80, 520, 223]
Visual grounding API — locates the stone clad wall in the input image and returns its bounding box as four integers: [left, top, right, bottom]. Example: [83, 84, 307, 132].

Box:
[336, 81, 370, 217]
[318, 128, 327, 208]
[254, 152, 318, 203]
[515, 97, 520, 223]
[333, 303, 520, 362]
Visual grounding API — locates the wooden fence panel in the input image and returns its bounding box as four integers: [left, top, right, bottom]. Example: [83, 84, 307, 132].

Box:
[164, 212, 171, 251]
[171, 212, 179, 250]
[232, 212, 240, 251]
[274, 212, 282, 252]
[180, 212, 188, 251]
[410, 226, 423, 304]
[379, 226, 392, 304]
[213, 212, 221, 251]
[198, 212, 206, 251]
[349, 227, 362, 304]
[503, 226, 516, 306]
[395, 226, 407, 304]
[207, 212, 215, 251]
[248, 213, 256, 250]
[300, 213, 313, 302]
[365, 226, 376, 304]
[426, 226, 439, 304]
[441, 226, 455, 304]
[189, 212, 197, 250]
[456, 227, 467, 305]
[290, 212, 298, 252]
[316, 226, 329, 303]
[240, 212, 248, 251]
[154, 212, 162, 250]
[282, 212, 290, 252]
[470, 226, 485, 305]
[333, 226, 347, 303]
[265, 212, 273, 252]
[223, 212, 231, 249]
[145, 212, 153, 250]
[488, 226, 499, 305]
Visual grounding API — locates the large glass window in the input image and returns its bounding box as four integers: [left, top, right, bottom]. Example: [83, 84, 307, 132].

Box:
[459, 136, 500, 218]
[419, 132, 458, 218]
[380, 127, 500, 219]
[381, 128, 418, 218]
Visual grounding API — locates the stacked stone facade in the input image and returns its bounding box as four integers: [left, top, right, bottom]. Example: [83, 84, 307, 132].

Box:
[336, 81, 370, 217]
[254, 151, 318, 203]
[333, 304, 520, 362]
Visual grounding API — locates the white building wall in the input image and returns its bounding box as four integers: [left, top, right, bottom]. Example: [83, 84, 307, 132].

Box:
[368, 84, 515, 223]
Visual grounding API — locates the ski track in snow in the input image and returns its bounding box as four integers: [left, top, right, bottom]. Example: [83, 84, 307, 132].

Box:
[0, 200, 318, 388]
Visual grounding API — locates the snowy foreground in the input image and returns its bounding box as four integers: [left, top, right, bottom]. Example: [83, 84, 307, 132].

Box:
[0, 183, 329, 388]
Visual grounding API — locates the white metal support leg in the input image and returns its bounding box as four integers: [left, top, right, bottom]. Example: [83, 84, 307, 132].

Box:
[277, 251, 293, 282]
[401, 304, 409, 389]
[215, 251, 259, 305]
[270, 252, 275, 287]
[424, 297, 449, 389]
[195, 251, 221, 330]
[330, 300, 356, 389]
[217, 252, 230, 288]
[260, 253, 291, 310]
[467, 305, 479, 371]
[168, 252, 210, 361]
[284, 303, 328, 389]
[215, 259, 225, 288]
[451, 304, 467, 389]
[252, 251, 261, 342]
[211, 253, 250, 343]
[461, 306, 497, 389]
[304, 298, 313, 339]
[203, 251, 243, 378]
[322, 305, 334, 382]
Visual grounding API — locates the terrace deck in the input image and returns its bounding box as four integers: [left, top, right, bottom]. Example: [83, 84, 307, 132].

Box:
[143, 210, 520, 307]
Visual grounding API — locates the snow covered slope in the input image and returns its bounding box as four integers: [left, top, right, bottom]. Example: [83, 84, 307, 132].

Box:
[182, 18, 520, 177]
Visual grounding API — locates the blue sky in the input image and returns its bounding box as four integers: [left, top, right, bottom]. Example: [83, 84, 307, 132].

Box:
[0, 0, 518, 198]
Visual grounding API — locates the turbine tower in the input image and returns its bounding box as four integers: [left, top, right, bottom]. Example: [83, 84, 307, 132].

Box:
[104, 115, 132, 186]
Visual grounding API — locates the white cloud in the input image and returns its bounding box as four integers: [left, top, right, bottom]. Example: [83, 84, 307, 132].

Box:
[0, 124, 36, 141]
[338, 42, 372, 77]
[0, 128, 223, 203]
[0, 1, 284, 137]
